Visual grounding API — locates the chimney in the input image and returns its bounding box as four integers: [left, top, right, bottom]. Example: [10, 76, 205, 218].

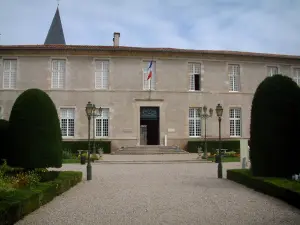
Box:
[113, 32, 120, 46]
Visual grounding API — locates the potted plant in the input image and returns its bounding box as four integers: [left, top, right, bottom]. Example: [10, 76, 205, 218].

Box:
[79, 152, 87, 165]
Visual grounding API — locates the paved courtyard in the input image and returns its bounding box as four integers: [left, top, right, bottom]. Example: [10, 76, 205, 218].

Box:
[16, 162, 300, 225]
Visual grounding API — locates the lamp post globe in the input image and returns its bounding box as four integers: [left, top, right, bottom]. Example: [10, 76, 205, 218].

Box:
[85, 101, 93, 117]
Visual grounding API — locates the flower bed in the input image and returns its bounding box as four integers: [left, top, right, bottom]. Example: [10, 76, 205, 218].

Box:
[227, 169, 300, 209]
[0, 171, 82, 225]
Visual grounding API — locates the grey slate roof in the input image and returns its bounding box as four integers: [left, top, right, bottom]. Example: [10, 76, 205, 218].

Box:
[44, 7, 66, 45]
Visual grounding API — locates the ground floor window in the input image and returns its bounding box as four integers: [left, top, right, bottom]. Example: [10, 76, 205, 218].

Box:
[189, 107, 201, 137]
[60, 108, 75, 137]
[229, 108, 241, 137]
[95, 108, 109, 137]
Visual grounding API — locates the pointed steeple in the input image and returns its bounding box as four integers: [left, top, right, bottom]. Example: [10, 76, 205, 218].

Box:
[44, 7, 66, 45]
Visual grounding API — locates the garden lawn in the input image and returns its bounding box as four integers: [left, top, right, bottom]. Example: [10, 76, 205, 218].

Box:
[207, 156, 240, 162]
[63, 158, 80, 164]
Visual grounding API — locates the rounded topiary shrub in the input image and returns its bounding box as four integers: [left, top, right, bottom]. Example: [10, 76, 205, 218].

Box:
[7, 88, 62, 169]
[0, 119, 10, 163]
[250, 74, 300, 177]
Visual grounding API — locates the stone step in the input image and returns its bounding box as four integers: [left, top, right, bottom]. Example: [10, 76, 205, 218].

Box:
[114, 151, 188, 155]
[113, 146, 189, 155]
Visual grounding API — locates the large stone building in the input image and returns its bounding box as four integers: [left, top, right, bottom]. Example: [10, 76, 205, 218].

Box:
[1, 8, 300, 152]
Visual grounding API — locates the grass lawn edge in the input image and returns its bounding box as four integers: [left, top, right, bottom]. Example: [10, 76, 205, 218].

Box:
[227, 169, 300, 209]
[0, 171, 82, 225]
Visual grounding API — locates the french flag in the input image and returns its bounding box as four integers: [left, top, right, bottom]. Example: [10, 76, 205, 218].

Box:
[147, 60, 153, 80]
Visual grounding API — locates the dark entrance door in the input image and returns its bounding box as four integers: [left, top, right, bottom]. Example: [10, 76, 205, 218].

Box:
[140, 107, 160, 145]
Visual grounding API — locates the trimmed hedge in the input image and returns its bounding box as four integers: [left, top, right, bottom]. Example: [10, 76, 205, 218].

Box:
[0, 171, 82, 225]
[250, 74, 300, 177]
[8, 88, 63, 169]
[187, 140, 240, 153]
[227, 169, 300, 209]
[62, 140, 111, 154]
[0, 119, 9, 163]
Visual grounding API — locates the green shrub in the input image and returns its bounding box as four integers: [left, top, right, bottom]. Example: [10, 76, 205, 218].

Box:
[62, 140, 111, 154]
[7, 88, 63, 169]
[187, 140, 240, 153]
[250, 74, 300, 177]
[0, 119, 9, 163]
[227, 169, 300, 209]
[0, 171, 82, 225]
[62, 149, 75, 159]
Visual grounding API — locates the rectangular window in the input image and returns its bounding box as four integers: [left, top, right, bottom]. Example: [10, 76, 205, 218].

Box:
[188, 63, 201, 91]
[143, 61, 156, 90]
[95, 60, 109, 89]
[189, 107, 201, 137]
[229, 108, 241, 137]
[0, 106, 3, 119]
[60, 108, 75, 137]
[228, 64, 240, 92]
[293, 68, 300, 85]
[267, 66, 278, 77]
[95, 108, 109, 137]
[3, 59, 17, 89]
[51, 59, 66, 89]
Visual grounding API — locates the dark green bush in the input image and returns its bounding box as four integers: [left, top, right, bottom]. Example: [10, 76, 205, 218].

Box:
[250, 74, 300, 177]
[0, 119, 9, 163]
[227, 169, 300, 209]
[7, 88, 62, 169]
[62, 140, 111, 154]
[187, 140, 240, 153]
[0, 171, 82, 225]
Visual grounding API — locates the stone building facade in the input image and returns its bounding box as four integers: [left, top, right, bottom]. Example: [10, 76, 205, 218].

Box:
[1, 8, 300, 152]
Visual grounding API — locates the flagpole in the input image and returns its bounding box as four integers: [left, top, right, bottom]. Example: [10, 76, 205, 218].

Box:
[149, 56, 154, 99]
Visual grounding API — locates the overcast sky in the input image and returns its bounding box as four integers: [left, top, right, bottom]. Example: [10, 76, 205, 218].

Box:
[0, 0, 300, 55]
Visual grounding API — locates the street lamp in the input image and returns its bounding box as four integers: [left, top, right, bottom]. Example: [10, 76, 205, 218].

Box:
[85, 101, 94, 181]
[215, 103, 223, 179]
[92, 104, 102, 155]
[198, 106, 213, 159]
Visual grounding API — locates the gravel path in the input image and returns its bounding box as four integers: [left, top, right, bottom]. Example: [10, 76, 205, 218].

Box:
[16, 162, 300, 225]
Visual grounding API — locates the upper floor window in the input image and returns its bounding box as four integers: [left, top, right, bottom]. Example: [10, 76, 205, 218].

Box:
[51, 59, 66, 89]
[188, 63, 201, 91]
[3, 59, 17, 89]
[293, 68, 300, 85]
[95, 60, 109, 89]
[189, 107, 201, 137]
[228, 64, 240, 92]
[95, 108, 109, 137]
[143, 60, 156, 90]
[267, 66, 278, 77]
[60, 108, 75, 137]
[229, 108, 241, 137]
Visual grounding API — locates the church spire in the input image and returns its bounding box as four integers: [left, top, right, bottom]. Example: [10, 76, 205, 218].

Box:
[44, 7, 66, 45]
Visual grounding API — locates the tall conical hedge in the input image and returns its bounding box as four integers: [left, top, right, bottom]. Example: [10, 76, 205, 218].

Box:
[0, 119, 9, 163]
[250, 74, 300, 177]
[7, 88, 62, 169]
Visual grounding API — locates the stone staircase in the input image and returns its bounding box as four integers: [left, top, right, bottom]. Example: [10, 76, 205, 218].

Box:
[112, 146, 189, 155]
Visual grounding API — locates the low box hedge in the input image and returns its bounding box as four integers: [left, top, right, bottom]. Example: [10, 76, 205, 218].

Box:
[62, 140, 111, 154]
[187, 140, 240, 153]
[0, 171, 82, 225]
[227, 169, 300, 209]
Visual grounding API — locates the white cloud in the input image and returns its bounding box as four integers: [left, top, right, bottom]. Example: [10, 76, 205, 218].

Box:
[0, 0, 300, 55]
